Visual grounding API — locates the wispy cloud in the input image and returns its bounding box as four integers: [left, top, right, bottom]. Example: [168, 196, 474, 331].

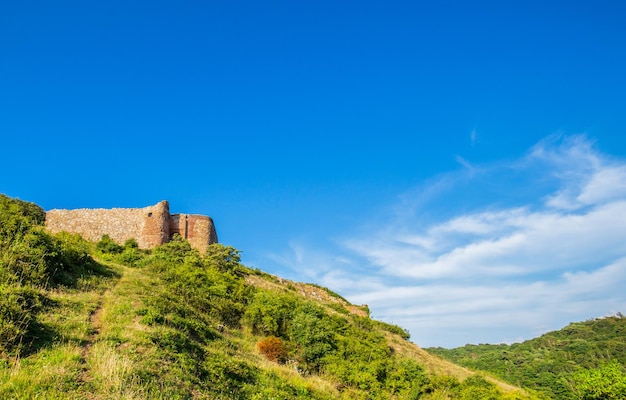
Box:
[340, 134, 626, 346]
[454, 155, 474, 174]
[266, 135, 626, 347]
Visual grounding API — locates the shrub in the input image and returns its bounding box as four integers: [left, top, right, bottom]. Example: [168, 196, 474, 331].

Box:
[0, 284, 41, 353]
[96, 235, 123, 254]
[47, 232, 102, 285]
[123, 238, 138, 249]
[326, 302, 349, 315]
[0, 196, 49, 286]
[385, 358, 428, 398]
[373, 319, 411, 340]
[243, 291, 297, 337]
[204, 244, 246, 275]
[458, 375, 501, 399]
[0, 229, 49, 286]
[257, 336, 288, 363]
[0, 194, 45, 241]
[289, 303, 337, 372]
[151, 234, 199, 265]
[115, 248, 143, 267]
[572, 360, 626, 400]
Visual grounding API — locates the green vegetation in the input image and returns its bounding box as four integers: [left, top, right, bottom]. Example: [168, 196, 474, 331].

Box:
[426, 316, 626, 399]
[0, 194, 115, 355]
[571, 360, 626, 400]
[97, 235, 146, 267]
[0, 194, 537, 399]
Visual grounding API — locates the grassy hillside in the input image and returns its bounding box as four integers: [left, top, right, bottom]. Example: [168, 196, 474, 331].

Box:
[0, 194, 537, 399]
[426, 316, 626, 399]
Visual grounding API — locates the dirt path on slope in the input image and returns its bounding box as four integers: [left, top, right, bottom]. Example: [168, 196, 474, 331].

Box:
[78, 271, 122, 385]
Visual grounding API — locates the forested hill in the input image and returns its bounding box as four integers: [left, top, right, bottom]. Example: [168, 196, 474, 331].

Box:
[426, 316, 626, 399]
[0, 194, 536, 399]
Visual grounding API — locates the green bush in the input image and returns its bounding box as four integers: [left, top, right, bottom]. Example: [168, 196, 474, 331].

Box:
[326, 302, 349, 315]
[0, 195, 117, 355]
[572, 360, 626, 400]
[0, 284, 41, 353]
[115, 247, 144, 267]
[0, 194, 45, 241]
[204, 244, 247, 275]
[243, 291, 297, 337]
[47, 232, 104, 286]
[373, 319, 411, 340]
[123, 238, 138, 249]
[289, 303, 338, 372]
[0, 229, 49, 286]
[95, 236, 146, 267]
[96, 235, 123, 254]
[151, 234, 201, 265]
[385, 358, 428, 398]
[458, 375, 501, 399]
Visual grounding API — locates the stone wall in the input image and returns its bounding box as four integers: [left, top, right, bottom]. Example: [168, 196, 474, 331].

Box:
[169, 213, 218, 253]
[45, 200, 217, 252]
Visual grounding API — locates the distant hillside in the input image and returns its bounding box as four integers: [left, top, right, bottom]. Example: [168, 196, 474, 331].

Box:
[0, 194, 537, 399]
[426, 316, 626, 399]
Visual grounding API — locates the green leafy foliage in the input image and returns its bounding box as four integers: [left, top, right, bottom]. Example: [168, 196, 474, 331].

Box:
[0, 195, 115, 354]
[242, 288, 435, 397]
[289, 302, 339, 372]
[96, 234, 123, 254]
[0, 285, 41, 353]
[426, 316, 626, 399]
[373, 319, 411, 340]
[571, 360, 626, 400]
[47, 231, 105, 287]
[151, 233, 200, 265]
[244, 291, 297, 337]
[96, 235, 147, 267]
[204, 243, 246, 274]
[0, 195, 45, 241]
[456, 375, 502, 400]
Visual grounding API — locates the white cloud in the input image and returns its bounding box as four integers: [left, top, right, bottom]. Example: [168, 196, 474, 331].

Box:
[264, 240, 386, 293]
[264, 135, 626, 347]
[342, 135, 626, 346]
[343, 198, 626, 283]
[577, 165, 626, 205]
[347, 257, 626, 346]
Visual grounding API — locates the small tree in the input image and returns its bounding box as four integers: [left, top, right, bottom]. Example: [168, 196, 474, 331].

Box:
[204, 244, 243, 274]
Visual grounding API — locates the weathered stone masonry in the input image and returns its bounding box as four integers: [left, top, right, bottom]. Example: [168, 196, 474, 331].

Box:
[45, 200, 218, 252]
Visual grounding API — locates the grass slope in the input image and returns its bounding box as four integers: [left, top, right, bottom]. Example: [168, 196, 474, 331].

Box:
[1, 260, 535, 399]
[0, 194, 537, 399]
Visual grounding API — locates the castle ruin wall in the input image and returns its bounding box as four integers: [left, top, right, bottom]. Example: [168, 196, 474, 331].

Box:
[169, 213, 218, 253]
[45, 200, 217, 251]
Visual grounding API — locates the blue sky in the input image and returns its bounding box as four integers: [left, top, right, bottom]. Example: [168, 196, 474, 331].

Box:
[2, 1, 626, 347]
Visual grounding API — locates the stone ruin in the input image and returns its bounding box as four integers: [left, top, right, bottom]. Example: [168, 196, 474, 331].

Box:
[45, 200, 218, 252]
